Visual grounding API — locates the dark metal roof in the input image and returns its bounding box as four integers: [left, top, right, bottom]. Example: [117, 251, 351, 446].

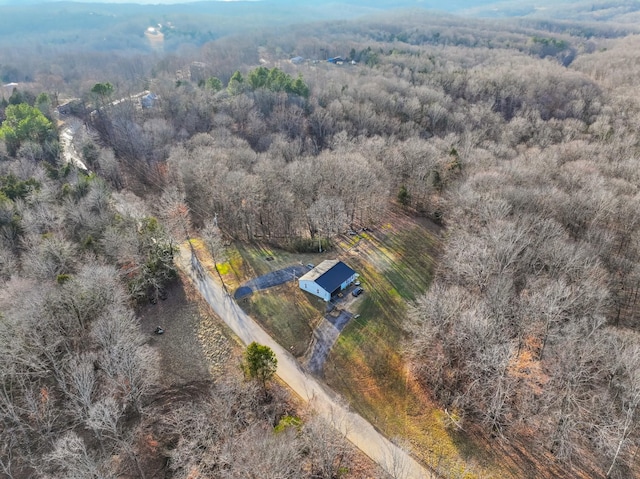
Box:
[315, 261, 356, 294]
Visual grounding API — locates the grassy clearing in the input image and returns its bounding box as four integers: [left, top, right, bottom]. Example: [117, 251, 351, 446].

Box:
[232, 242, 326, 283]
[214, 216, 505, 477]
[325, 219, 504, 478]
[192, 238, 327, 356]
[234, 242, 285, 278]
[188, 238, 243, 291]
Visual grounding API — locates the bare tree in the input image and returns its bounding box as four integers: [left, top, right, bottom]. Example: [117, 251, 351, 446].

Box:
[201, 219, 229, 294]
[303, 415, 353, 479]
[64, 352, 98, 425]
[91, 307, 159, 412]
[307, 196, 347, 251]
[157, 186, 192, 243]
[45, 432, 104, 479]
[600, 333, 640, 478]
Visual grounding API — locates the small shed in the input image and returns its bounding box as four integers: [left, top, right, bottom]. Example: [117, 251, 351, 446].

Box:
[299, 260, 358, 301]
[140, 92, 158, 109]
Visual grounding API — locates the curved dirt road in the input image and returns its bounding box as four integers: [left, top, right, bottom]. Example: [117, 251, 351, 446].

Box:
[177, 246, 432, 479]
[59, 118, 88, 170]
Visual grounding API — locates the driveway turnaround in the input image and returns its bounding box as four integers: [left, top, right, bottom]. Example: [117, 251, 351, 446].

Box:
[177, 246, 432, 479]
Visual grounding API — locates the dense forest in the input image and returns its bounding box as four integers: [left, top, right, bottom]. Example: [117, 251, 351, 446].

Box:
[5, 1, 640, 477]
[0, 92, 369, 478]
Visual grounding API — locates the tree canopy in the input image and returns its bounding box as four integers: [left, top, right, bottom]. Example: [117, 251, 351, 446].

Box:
[0, 103, 54, 156]
[227, 70, 245, 95]
[243, 342, 277, 392]
[240, 66, 309, 97]
[0, 174, 40, 200]
[204, 76, 223, 91]
[91, 81, 114, 99]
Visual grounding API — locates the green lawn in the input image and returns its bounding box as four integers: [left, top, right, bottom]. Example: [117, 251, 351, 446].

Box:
[233, 243, 288, 278]
[238, 281, 324, 357]
[227, 242, 329, 356]
[326, 224, 432, 432]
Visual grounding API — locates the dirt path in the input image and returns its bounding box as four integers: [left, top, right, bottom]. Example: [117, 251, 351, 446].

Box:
[176, 245, 432, 479]
[59, 118, 88, 170]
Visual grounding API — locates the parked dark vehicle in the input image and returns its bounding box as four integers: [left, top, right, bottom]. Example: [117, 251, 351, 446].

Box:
[352, 287, 364, 297]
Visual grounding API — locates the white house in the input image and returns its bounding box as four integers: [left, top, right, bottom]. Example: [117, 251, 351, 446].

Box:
[298, 260, 358, 301]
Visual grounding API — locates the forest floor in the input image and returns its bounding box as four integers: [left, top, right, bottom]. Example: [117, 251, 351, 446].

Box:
[138, 271, 238, 385]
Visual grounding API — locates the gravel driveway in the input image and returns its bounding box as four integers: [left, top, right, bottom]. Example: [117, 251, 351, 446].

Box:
[234, 264, 310, 299]
[304, 310, 353, 376]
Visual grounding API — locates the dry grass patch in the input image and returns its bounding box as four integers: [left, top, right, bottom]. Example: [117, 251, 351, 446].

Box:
[239, 282, 324, 357]
[187, 238, 245, 291]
